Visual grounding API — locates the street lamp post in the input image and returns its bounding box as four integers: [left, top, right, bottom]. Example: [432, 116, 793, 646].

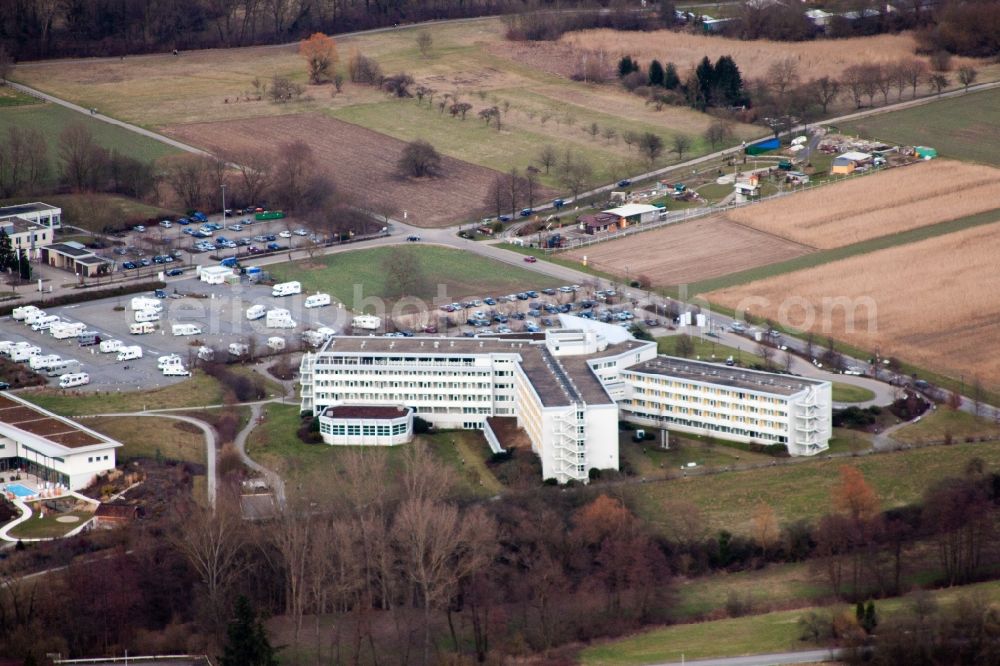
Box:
[221, 183, 227, 223]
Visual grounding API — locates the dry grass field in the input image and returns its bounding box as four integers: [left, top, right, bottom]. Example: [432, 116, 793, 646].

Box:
[559, 29, 986, 81]
[563, 216, 814, 286]
[707, 220, 1000, 390]
[726, 160, 1000, 249]
[166, 113, 522, 227]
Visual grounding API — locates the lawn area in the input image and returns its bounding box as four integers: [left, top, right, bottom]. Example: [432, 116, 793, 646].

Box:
[894, 408, 1000, 445]
[657, 334, 749, 364]
[841, 87, 1000, 167]
[831, 382, 875, 403]
[21, 372, 225, 416]
[0, 87, 39, 107]
[0, 102, 180, 184]
[627, 440, 1000, 537]
[581, 578, 1000, 665]
[619, 431, 775, 477]
[246, 403, 500, 498]
[8, 509, 93, 540]
[40, 193, 179, 232]
[86, 415, 207, 465]
[267, 245, 561, 312]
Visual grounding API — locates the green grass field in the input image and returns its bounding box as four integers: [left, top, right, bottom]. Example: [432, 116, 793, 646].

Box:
[268, 245, 561, 311]
[22, 372, 224, 416]
[86, 415, 207, 465]
[657, 334, 750, 364]
[8, 508, 93, 540]
[894, 408, 1000, 445]
[627, 439, 1000, 537]
[0, 102, 180, 183]
[841, 88, 1000, 167]
[246, 403, 501, 497]
[831, 382, 876, 403]
[0, 87, 39, 107]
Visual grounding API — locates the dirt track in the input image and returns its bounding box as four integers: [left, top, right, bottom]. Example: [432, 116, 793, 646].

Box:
[166, 113, 508, 227]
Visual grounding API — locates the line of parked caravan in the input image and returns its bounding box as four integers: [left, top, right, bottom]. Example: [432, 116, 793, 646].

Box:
[9, 305, 96, 388]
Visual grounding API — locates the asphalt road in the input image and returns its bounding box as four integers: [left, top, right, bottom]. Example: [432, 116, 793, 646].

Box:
[649, 648, 842, 666]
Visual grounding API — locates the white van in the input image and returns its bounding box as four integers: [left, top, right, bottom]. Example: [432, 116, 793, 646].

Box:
[12, 305, 40, 321]
[130, 296, 162, 312]
[266, 336, 286, 351]
[46, 359, 81, 376]
[134, 310, 161, 323]
[172, 323, 202, 336]
[228, 343, 249, 357]
[22, 310, 47, 325]
[29, 354, 60, 370]
[352, 315, 381, 330]
[99, 339, 123, 353]
[162, 365, 191, 377]
[246, 304, 267, 320]
[129, 322, 156, 335]
[271, 281, 301, 297]
[0, 341, 16, 355]
[116, 346, 143, 361]
[304, 293, 331, 309]
[158, 354, 182, 369]
[10, 346, 40, 362]
[58, 372, 90, 389]
[266, 309, 297, 329]
[197, 346, 215, 361]
[50, 322, 87, 339]
[31, 315, 60, 331]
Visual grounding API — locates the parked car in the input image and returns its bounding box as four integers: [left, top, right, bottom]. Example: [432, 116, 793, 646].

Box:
[133, 225, 146, 233]
[266, 242, 281, 251]
[166, 268, 184, 277]
[519, 208, 533, 217]
[176, 217, 191, 225]
[406, 235, 421, 242]
[617, 179, 631, 187]
[159, 220, 172, 229]
[228, 224, 243, 231]
[278, 230, 292, 238]
[523, 256, 537, 263]
[293, 229, 308, 236]
[122, 261, 136, 270]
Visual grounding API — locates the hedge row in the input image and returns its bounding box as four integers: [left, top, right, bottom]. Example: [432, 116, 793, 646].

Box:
[0, 280, 166, 316]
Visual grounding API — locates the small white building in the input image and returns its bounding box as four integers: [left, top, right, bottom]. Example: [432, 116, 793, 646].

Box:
[318, 405, 414, 446]
[0, 202, 62, 231]
[198, 265, 234, 285]
[0, 392, 121, 491]
[603, 203, 662, 227]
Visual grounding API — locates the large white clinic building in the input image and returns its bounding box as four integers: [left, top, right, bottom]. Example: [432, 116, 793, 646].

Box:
[299, 320, 831, 483]
[0, 392, 121, 491]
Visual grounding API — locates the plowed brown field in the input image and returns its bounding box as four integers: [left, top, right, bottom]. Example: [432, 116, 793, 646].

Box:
[564, 216, 814, 286]
[166, 113, 521, 227]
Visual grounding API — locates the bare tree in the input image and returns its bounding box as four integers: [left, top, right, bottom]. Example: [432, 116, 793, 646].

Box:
[228, 147, 273, 205]
[958, 65, 977, 92]
[671, 133, 692, 161]
[638, 132, 664, 165]
[162, 154, 215, 210]
[601, 126, 617, 143]
[416, 30, 433, 57]
[766, 57, 800, 100]
[809, 76, 841, 114]
[58, 123, 107, 191]
[558, 154, 593, 200]
[398, 139, 442, 178]
[585, 122, 600, 140]
[538, 144, 558, 174]
[841, 65, 865, 109]
[929, 73, 950, 95]
[902, 59, 929, 98]
[0, 45, 13, 84]
[704, 120, 733, 150]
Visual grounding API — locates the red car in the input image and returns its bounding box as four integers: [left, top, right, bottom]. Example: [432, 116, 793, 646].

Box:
[523, 256, 537, 263]
[423, 326, 438, 334]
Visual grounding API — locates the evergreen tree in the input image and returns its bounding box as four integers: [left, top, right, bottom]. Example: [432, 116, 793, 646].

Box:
[617, 55, 638, 78]
[0, 229, 12, 272]
[17, 249, 29, 282]
[220, 596, 278, 666]
[863, 600, 878, 633]
[695, 56, 716, 108]
[714, 55, 744, 106]
[648, 59, 665, 87]
[663, 62, 680, 90]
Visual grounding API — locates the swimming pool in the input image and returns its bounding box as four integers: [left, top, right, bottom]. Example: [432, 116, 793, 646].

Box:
[5, 484, 35, 498]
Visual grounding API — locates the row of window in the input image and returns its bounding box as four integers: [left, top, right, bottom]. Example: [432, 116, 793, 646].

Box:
[627, 373, 792, 403]
[631, 386, 786, 417]
[630, 411, 787, 443]
[315, 379, 498, 390]
[87, 455, 110, 463]
[321, 423, 408, 437]
[627, 400, 785, 432]
[316, 391, 499, 404]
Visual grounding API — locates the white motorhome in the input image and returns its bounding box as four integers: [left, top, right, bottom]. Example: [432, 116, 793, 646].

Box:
[172, 323, 202, 336]
[50, 322, 87, 339]
[28, 354, 61, 370]
[228, 343, 249, 357]
[266, 336, 286, 352]
[22, 310, 47, 325]
[58, 372, 90, 389]
[46, 359, 81, 376]
[302, 327, 337, 347]
[352, 315, 381, 330]
[246, 304, 267, 320]
[271, 281, 301, 297]
[162, 365, 191, 377]
[99, 339, 123, 353]
[0, 341, 15, 356]
[197, 346, 215, 361]
[31, 315, 60, 331]
[129, 322, 156, 335]
[266, 309, 297, 329]
[116, 346, 143, 361]
[10, 346, 41, 362]
[12, 305, 41, 321]
[304, 293, 331, 309]
[157, 354, 182, 369]
[130, 296, 162, 312]
[134, 310, 161, 323]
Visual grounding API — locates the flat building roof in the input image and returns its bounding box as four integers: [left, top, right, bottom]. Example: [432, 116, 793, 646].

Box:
[625, 355, 826, 397]
[324, 405, 410, 420]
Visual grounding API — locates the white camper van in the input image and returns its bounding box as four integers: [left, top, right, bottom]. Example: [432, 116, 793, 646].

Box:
[130, 296, 162, 312]
[266, 336, 286, 352]
[29, 354, 61, 371]
[46, 359, 81, 376]
[22, 310, 47, 325]
[116, 346, 143, 361]
[271, 281, 301, 297]
[158, 354, 182, 369]
[10, 345, 41, 362]
[172, 323, 202, 336]
[228, 343, 249, 357]
[50, 322, 87, 339]
[99, 339, 123, 353]
[134, 310, 161, 323]
[197, 346, 215, 361]
[12, 305, 40, 321]
[31, 315, 60, 331]
[3, 341, 30, 357]
[266, 309, 297, 329]
[58, 373, 90, 389]
[352, 315, 381, 330]
[246, 304, 267, 320]
[304, 293, 331, 309]
[129, 321, 156, 335]
[162, 365, 191, 377]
